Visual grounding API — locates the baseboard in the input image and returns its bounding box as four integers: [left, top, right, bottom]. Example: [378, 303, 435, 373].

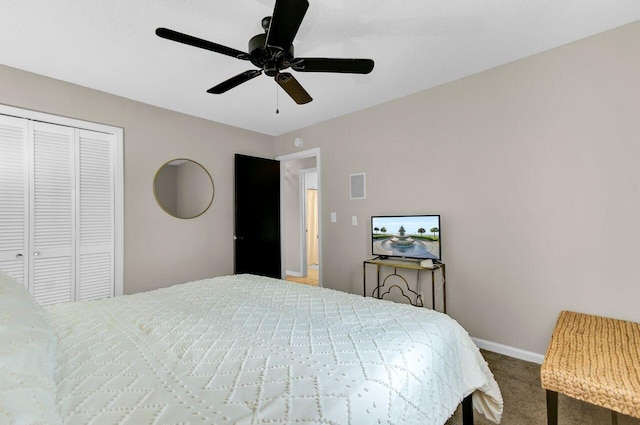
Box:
[285, 270, 303, 277]
[471, 337, 545, 364]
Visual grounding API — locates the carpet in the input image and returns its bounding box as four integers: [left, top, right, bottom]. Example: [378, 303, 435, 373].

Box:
[446, 350, 640, 425]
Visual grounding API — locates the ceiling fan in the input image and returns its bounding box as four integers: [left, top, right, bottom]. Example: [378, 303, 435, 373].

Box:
[156, 0, 374, 105]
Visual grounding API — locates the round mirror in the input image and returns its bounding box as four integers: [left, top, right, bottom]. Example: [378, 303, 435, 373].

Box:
[153, 159, 214, 219]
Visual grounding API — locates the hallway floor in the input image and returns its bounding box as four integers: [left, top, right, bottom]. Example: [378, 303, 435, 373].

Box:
[286, 267, 319, 286]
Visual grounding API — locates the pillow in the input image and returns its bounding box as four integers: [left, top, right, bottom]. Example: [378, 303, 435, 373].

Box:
[0, 271, 61, 425]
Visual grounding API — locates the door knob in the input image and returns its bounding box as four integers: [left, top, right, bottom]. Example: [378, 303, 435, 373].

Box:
[16, 253, 23, 258]
[33, 251, 40, 256]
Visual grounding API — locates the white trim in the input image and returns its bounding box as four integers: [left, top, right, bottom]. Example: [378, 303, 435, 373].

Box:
[278, 162, 287, 279]
[317, 153, 322, 287]
[298, 171, 307, 276]
[1, 103, 125, 298]
[26, 120, 35, 294]
[285, 270, 303, 278]
[73, 127, 80, 301]
[471, 337, 545, 364]
[276, 148, 322, 287]
[113, 127, 124, 296]
[0, 103, 121, 135]
[276, 147, 320, 162]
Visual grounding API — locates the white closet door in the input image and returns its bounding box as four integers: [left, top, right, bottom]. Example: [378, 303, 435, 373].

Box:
[76, 129, 114, 301]
[30, 121, 75, 305]
[0, 115, 29, 285]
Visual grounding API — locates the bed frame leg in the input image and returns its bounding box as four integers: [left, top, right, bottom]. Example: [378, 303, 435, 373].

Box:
[546, 390, 558, 425]
[462, 394, 473, 425]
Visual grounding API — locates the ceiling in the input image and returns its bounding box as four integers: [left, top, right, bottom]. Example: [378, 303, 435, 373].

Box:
[1, 1, 639, 136]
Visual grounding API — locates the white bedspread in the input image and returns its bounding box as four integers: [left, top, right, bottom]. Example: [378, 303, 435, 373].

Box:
[45, 274, 502, 424]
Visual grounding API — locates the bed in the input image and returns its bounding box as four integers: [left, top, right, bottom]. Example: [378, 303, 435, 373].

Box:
[0, 272, 502, 424]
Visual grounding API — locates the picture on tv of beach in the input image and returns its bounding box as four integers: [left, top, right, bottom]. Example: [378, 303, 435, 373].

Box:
[371, 215, 440, 260]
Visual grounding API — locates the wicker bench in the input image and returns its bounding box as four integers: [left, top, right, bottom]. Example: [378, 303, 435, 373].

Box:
[541, 311, 640, 425]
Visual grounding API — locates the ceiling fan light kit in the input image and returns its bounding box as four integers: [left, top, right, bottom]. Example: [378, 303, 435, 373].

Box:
[156, 0, 374, 105]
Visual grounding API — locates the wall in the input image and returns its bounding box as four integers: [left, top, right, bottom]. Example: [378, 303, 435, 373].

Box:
[274, 22, 640, 355]
[0, 64, 273, 294]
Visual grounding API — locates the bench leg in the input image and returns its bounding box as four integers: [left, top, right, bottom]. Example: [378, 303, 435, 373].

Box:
[462, 394, 473, 425]
[546, 390, 558, 425]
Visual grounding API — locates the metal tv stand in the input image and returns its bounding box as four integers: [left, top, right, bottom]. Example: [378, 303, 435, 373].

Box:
[363, 256, 446, 313]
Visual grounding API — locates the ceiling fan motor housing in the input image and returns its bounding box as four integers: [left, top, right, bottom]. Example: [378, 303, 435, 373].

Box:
[248, 32, 294, 76]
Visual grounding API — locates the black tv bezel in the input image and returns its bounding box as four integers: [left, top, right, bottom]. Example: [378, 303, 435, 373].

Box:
[370, 214, 441, 261]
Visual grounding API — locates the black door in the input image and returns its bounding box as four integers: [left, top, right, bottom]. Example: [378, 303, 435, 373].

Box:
[234, 154, 281, 278]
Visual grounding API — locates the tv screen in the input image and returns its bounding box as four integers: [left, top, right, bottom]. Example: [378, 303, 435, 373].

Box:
[371, 215, 441, 261]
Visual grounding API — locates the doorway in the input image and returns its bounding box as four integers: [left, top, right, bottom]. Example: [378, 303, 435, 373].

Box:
[276, 148, 322, 287]
[301, 168, 319, 279]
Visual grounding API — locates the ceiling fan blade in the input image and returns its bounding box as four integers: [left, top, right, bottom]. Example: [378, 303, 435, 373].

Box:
[266, 0, 309, 51]
[207, 70, 262, 94]
[291, 58, 374, 74]
[156, 27, 250, 60]
[276, 73, 312, 104]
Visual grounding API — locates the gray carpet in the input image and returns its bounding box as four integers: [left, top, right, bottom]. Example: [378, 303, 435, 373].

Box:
[446, 350, 640, 425]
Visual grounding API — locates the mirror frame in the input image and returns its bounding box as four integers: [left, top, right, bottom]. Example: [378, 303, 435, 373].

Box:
[153, 158, 215, 219]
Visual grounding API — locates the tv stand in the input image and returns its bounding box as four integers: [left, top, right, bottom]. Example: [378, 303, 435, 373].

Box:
[363, 257, 446, 313]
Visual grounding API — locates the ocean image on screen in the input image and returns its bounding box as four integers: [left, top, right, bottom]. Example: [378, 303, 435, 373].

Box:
[372, 216, 440, 260]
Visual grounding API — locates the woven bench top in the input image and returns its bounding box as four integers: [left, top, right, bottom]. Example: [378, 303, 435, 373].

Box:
[541, 310, 640, 418]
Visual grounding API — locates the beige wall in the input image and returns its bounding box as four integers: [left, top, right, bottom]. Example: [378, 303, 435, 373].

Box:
[0, 64, 273, 294]
[275, 22, 640, 355]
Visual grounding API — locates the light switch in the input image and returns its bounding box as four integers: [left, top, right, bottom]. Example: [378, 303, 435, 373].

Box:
[330, 212, 337, 223]
[352, 215, 358, 226]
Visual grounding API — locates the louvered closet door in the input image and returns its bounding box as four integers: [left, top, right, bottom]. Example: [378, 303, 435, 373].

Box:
[0, 115, 29, 285]
[76, 129, 114, 301]
[30, 121, 76, 305]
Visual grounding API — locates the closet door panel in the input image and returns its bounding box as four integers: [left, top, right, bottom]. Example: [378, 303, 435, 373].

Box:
[77, 129, 114, 301]
[30, 121, 75, 305]
[1, 109, 120, 305]
[0, 115, 29, 285]
[32, 257, 72, 305]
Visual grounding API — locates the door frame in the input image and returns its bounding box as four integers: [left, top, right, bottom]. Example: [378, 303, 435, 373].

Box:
[276, 148, 322, 286]
[0, 103, 124, 297]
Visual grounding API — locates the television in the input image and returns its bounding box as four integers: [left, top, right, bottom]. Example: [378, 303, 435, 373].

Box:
[371, 215, 441, 261]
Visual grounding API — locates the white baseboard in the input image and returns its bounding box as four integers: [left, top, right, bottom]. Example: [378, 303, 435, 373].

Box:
[286, 270, 303, 277]
[471, 337, 545, 364]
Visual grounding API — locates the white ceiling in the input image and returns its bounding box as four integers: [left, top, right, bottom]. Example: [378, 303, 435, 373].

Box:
[1, 1, 639, 136]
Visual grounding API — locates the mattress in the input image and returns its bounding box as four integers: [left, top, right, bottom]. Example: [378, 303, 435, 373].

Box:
[45, 274, 502, 424]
